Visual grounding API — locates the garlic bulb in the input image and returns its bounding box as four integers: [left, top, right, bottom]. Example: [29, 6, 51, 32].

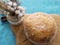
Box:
[10, 8, 15, 11]
[15, 10, 20, 14]
[18, 13, 23, 17]
[17, 6, 25, 10]
[13, 2, 17, 7]
[8, 1, 12, 6]
[7, 6, 11, 10]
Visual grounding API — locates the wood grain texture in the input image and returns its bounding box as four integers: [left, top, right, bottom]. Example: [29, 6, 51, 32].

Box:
[10, 13, 60, 45]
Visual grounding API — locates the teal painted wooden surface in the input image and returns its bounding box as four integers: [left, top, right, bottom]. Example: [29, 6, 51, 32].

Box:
[21, 0, 60, 15]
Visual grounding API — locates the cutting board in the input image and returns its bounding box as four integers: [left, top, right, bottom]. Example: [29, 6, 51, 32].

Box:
[11, 13, 60, 45]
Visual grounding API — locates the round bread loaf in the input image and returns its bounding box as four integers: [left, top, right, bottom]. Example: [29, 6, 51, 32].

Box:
[23, 13, 57, 45]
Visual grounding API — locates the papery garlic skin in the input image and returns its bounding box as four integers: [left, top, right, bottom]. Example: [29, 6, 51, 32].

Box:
[8, 1, 13, 6]
[15, 6, 25, 17]
[12, 2, 17, 7]
[15, 10, 20, 14]
[6, 0, 25, 25]
[18, 13, 23, 17]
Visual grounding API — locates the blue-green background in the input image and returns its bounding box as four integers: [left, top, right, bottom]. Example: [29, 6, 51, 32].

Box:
[0, 0, 60, 45]
[21, 0, 60, 14]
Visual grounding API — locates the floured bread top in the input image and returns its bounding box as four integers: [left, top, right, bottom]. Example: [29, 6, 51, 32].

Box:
[23, 13, 57, 44]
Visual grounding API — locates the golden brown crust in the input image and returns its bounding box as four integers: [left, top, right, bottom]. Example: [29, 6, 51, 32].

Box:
[23, 13, 57, 44]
